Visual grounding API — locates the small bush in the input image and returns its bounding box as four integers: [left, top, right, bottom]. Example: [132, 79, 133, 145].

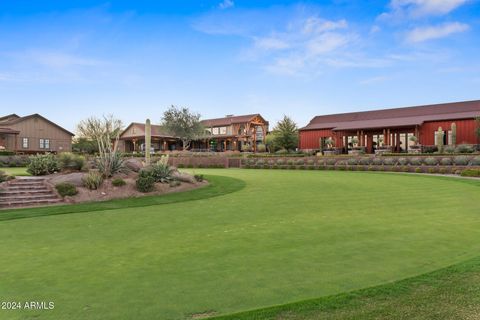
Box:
[58, 152, 85, 171]
[194, 174, 204, 182]
[440, 158, 452, 166]
[149, 157, 175, 183]
[256, 143, 266, 153]
[0, 170, 8, 182]
[276, 159, 285, 165]
[453, 156, 470, 166]
[347, 158, 358, 165]
[469, 156, 480, 166]
[461, 169, 480, 177]
[296, 159, 305, 165]
[335, 160, 346, 166]
[358, 158, 371, 165]
[83, 171, 104, 190]
[27, 154, 59, 176]
[372, 158, 383, 166]
[326, 158, 337, 166]
[455, 144, 474, 154]
[112, 178, 126, 187]
[402, 166, 410, 172]
[409, 157, 422, 166]
[415, 167, 422, 173]
[427, 167, 437, 174]
[256, 159, 265, 166]
[444, 146, 455, 154]
[397, 158, 408, 166]
[136, 174, 155, 192]
[382, 158, 396, 166]
[286, 159, 294, 165]
[55, 182, 78, 197]
[439, 168, 447, 174]
[423, 157, 438, 166]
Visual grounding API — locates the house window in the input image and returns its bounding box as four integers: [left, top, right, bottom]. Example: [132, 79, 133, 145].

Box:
[22, 138, 29, 148]
[212, 127, 219, 135]
[219, 127, 227, 135]
[39, 139, 45, 149]
[45, 139, 50, 149]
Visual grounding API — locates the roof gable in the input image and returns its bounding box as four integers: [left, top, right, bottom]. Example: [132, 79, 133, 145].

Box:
[201, 114, 268, 127]
[3, 114, 75, 136]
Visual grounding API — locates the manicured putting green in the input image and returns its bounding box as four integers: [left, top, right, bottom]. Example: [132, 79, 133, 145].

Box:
[0, 169, 479, 320]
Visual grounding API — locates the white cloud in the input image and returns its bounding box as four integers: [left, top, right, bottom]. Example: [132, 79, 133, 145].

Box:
[406, 22, 469, 43]
[381, 0, 469, 20]
[253, 37, 290, 51]
[218, 0, 234, 10]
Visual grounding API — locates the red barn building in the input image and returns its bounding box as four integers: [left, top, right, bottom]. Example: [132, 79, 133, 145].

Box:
[299, 100, 480, 153]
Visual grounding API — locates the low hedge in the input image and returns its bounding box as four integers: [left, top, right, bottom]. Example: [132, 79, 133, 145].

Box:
[460, 169, 480, 177]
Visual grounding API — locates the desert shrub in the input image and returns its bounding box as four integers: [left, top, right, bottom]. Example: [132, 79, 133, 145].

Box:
[136, 173, 155, 192]
[423, 157, 438, 166]
[335, 160, 346, 166]
[382, 158, 396, 166]
[444, 146, 455, 154]
[455, 144, 474, 154]
[439, 168, 447, 174]
[469, 156, 480, 166]
[112, 178, 126, 187]
[453, 155, 470, 166]
[427, 167, 437, 174]
[194, 174, 204, 182]
[372, 158, 383, 166]
[367, 166, 375, 171]
[27, 154, 59, 176]
[358, 158, 371, 165]
[276, 159, 285, 165]
[58, 152, 85, 171]
[440, 157, 452, 166]
[296, 159, 305, 165]
[82, 171, 104, 190]
[423, 146, 438, 153]
[248, 159, 256, 165]
[397, 158, 408, 166]
[256, 159, 265, 166]
[347, 158, 358, 165]
[460, 169, 480, 177]
[286, 159, 294, 165]
[55, 183, 78, 197]
[307, 159, 315, 165]
[409, 157, 422, 166]
[402, 166, 410, 172]
[169, 180, 181, 187]
[95, 152, 124, 177]
[336, 165, 346, 171]
[414, 167, 422, 173]
[275, 149, 288, 155]
[149, 156, 175, 183]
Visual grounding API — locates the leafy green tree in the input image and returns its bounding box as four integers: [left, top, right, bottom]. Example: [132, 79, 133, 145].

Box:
[271, 116, 299, 151]
[161, 106, 204, 150]
[265, 131, 281, 153]
[72, 137, 98, 154]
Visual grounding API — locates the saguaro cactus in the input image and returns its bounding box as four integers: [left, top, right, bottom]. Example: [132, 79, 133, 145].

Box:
[145, 119, 151, 165]
[451, 122, 457, 146]
[435, 126, 444, 152]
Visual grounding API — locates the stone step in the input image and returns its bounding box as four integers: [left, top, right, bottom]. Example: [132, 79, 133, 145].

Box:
[5, 185, 50, 191]
[0, 194, 59, 202]
[0, 199, 62, 207]
[9, 181, 45, 186]
[0, 189, 54, 196]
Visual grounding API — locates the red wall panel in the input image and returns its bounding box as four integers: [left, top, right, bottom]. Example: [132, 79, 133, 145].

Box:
[420, 119, 478, 145]
[299, 129, 334, 150]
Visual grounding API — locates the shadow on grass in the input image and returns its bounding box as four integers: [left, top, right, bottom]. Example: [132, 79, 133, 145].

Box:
[0, 175, 245, 222]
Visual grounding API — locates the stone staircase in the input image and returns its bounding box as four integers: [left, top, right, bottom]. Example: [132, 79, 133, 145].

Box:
[0, 177, 62, 208]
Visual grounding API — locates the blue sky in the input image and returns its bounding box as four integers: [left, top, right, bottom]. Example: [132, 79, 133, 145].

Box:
[1, 0, 479, 131]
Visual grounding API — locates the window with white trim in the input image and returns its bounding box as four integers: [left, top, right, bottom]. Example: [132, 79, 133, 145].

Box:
[22, 138, 29, 148]
[45, 139, 50, 149]
[39, 139, 45, 149]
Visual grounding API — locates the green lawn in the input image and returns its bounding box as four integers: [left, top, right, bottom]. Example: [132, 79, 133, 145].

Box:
[0, 167, 29, 176]
[0, 169, 479, 320]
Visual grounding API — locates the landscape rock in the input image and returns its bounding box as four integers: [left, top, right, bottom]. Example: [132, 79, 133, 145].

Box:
[49, 172, 86, 187]
[124, 158, 144, 172]
[171, 171, 196, 183]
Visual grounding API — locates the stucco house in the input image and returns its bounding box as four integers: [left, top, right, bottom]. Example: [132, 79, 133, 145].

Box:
[0, 114, 74, 153]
